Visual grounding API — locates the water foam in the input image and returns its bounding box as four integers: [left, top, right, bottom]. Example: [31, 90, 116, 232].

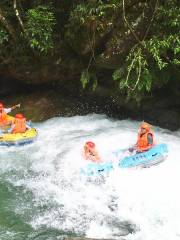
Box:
[0, 114, 180, 239]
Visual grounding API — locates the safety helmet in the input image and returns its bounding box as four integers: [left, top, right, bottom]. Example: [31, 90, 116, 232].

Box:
[15, 113, 24, 119]
[140, 122, 151, 131]
[85, 141, 95, 149]
[0, 102, 4, 109]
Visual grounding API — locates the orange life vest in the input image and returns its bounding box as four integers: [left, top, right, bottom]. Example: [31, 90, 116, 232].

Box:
[136, 130, 155, 152]
[0, 109, 8, 126]
[12, 117, 27, 134]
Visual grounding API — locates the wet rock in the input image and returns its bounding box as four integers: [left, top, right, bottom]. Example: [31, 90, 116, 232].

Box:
[0, 76, 27, 97]
[146, 109, 180, 131]
[1, 76, 180, 131]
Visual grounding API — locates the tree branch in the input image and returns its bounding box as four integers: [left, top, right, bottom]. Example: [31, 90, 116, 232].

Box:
[143, 0, 159, 41]
[0, 7, 16, 40]
[13, 0, 25, 32]
[122, 0, 144, 47]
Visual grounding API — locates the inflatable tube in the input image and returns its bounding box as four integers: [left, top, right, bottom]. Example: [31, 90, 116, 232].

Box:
[7, 115, 15, 122]
[0, 128, 37, 146]
[80, 162, 113, 176]
[81, 144, 168, 176]
[119, 143, 168, 168]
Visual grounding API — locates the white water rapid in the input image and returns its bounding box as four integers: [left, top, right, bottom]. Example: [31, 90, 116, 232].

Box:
[0, 114, 180, 240]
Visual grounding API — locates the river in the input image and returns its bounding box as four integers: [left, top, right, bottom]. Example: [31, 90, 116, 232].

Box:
[0, 114, 180, 240]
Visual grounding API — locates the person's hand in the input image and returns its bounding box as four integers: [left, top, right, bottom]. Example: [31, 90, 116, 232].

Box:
[17, 103, 21, 108]
[128, 147, 134, 153]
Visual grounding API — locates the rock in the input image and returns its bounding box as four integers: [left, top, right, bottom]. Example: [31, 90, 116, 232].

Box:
[146, 109, 180, 131]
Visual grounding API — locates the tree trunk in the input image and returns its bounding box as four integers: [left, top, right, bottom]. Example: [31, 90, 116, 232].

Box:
[0, 7, 16, 40]
[13, 0, 25, 33]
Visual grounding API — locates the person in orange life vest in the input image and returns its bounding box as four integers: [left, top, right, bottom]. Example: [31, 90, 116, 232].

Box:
[0, 102, 20, 128]
[83, 141, 101, 163]
[129, 122, 155, 153]
[11, 113, 30, 134]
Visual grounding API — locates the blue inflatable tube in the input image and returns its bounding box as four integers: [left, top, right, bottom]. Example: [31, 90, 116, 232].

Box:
[81, 144, 168, 176]
[119, 143, 168, 168]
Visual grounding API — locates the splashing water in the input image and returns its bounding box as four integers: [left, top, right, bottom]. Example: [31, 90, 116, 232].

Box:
[0, 114, 180, 240]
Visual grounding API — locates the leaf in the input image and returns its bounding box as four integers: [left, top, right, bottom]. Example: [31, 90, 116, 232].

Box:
[80, 70, 90, 89]
[112, 68, 124, 81]
[92, 77, 97, 91]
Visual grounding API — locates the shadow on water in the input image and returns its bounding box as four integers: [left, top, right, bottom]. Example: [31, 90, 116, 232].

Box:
[0, 179, 137, 240]
[0, 180, 78, 240]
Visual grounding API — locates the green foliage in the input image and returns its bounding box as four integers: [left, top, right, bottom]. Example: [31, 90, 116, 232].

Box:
[0, 0, 179, 101]
[146, 35, 180, 69]
[138, 69, 152, 92]
[67, 1, 117, 35]
[0, 28, 8, 46]
[112, 68, 124, 82]
[80, 70, 90, 89]
[25, 5, 56, 53]
[158, 2, 180, 29]
[80, 69, 97, 91]
[112, 0, 180, 100]
[113, 46, 150, 95]
[0, 27, 9, 59]
[92, 76, 98, 91]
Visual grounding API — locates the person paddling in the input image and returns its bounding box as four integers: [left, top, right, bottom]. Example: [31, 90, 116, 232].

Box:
[11, 113, 30, 134]
[129, 122, 155, 153]
[83, 141, 101, 163]
[0, 102, 20, 129]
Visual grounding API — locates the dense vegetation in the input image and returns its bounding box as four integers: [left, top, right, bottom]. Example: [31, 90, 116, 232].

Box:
[0, 0, 179, 100]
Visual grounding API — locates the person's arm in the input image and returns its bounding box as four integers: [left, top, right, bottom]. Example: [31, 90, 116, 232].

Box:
[4, 104, 20, 114]
[147, 133, 153, 145]
[7, 124, 14, 133]
[26, 123, 31, 129]
[83, 146, 89, 160]
[91, 149, 101, 162]
[128, 147, 135, 153]
[4, 108, 12, 114]
[11, 103, 21, 110]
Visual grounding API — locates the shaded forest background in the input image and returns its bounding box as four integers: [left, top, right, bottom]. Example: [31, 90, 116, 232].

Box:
[0, 0, 179, 129]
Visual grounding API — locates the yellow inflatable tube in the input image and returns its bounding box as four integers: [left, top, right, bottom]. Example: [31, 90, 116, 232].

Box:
[7, 115, 15, 122]
[0, 128, 37, 146]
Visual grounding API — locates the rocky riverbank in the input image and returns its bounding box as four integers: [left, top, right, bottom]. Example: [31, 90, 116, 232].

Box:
[1, 76, 179, 131]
